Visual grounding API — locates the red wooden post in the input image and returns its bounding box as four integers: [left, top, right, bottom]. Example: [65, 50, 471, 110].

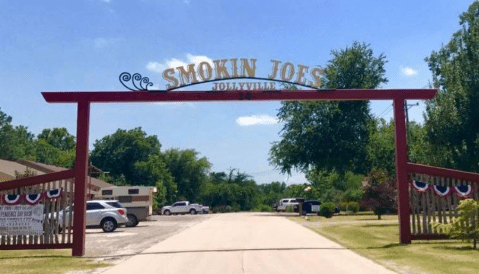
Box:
[393, 98, 411, 244]
[72, 101, 90, 256]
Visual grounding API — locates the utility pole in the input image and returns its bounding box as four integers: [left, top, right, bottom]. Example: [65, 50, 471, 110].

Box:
[404, 100, 419, 159]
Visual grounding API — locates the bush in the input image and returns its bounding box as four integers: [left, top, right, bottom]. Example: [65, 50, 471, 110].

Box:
[212, 205, 230, 213]
[230, 204, 241, 212]
[285, 205, 295, 212]
[347, 202, 360, 213]
[319, 202, 336, 218]
[339, 202, 348, 212]
[254, 204, 273, 212]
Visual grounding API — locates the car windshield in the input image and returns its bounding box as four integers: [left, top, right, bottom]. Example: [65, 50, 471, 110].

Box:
[106, 202, 124, 208]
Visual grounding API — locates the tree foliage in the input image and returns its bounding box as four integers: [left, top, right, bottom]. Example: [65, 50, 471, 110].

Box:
[360, 169, 397, 220]
[432, 199, 479, 249]
[90, 127, 162, 184]
[200, 170, 258, 211]
[133, 154, 177, 205]
[269, 42, 388, 176]
[424, 1, 479, 171]
[37, 127, 75, 151]
[0, 108, 36, 160]
[163, 148, 211, 202]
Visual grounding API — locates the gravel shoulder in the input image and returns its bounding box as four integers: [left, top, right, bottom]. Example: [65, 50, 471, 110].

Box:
[68, 214, 212, 274]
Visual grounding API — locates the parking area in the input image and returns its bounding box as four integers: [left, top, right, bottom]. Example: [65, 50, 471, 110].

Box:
[83, 214, 212, 262]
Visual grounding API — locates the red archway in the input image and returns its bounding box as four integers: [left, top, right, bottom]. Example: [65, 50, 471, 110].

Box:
[41, 88, 436, 256]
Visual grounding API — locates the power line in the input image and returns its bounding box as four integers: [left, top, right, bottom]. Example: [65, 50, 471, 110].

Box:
[378, 104, 393, 118]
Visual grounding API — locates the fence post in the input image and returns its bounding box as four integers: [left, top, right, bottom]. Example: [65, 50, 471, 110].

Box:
[394, 98, 412, 244]
[72, 101, 90, 256]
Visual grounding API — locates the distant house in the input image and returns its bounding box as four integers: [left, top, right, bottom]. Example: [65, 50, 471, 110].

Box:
[0, 159, 114, 196]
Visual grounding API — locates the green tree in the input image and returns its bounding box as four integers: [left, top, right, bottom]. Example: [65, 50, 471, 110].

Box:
[163, 148, 211, 202]
[0, 108, 36, 160]
[424, 1, 479, 172]
[200, 169, 259, 211]
[133, 154, 177, 205]
[37, 127, 76, 151]
[269, 42, 388, 176]
[257, 181, 287, 206]
[360, 169, 397, 220]
[35, 139, 76, 168]
[90, 127, 162, 184]
[366, 118, 396, 176]
[432, 199, 479, 249]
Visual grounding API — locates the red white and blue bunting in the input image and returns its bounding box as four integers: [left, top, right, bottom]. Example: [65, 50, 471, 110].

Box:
[45, 188, 62, 199]
[433, 185, 451, 197]
[411, 181, 474, 199]
[4, 194, 22, 205]
[412, 181, 430, 192]
[453, 184, 473, 198]
[2, 188, 63, 205]
[25, 193, 43, 205]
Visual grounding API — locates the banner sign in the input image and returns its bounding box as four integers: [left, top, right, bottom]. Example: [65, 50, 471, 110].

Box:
[120, 58, 325, 92]
[0, 204, 44, 235]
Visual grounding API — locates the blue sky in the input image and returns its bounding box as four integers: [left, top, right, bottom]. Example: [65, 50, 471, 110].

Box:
[0, 0, 474, 184]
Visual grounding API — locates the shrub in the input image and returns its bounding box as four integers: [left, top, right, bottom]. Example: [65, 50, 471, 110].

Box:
[254, 204, 273, 212]
[319, 202, 336, 218]
[212, 205, 229, 213]
[285, 205, 295, 212]
[360, 170, 397, 220]
[339, 202, 348, 212]
[230, 204, 241, 212]
[432, 199, 479, 249]
[347, 202, 360, 213]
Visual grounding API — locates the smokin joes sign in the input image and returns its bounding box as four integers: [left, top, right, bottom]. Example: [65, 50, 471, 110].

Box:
[120, 58, 324, 91]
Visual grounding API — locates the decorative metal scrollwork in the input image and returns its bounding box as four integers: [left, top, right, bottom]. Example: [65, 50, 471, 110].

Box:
[119, 72, 153, 91]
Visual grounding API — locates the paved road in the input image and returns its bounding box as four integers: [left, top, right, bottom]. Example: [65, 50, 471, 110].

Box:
[84, 214, 211, 259]
[99, 212, 396, 274]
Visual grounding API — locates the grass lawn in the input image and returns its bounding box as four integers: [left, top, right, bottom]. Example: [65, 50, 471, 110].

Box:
[290, 213, 479, 274]
[0, 249, 108, 274]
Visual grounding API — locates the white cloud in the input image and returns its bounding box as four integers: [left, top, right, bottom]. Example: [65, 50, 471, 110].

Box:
[401, 66, 418, 76]
[100, 0, 111, 3]
[93, 37, 116, 48]
[236, 115, 279, 126]
[146, 54, 213, 73]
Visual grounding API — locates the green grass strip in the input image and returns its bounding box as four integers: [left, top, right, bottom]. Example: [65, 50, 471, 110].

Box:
[0, 249, 108, 274]
[290, 213, 479, 274]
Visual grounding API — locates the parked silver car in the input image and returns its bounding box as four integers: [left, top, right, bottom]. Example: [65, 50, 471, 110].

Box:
[60, 200, 128, 232]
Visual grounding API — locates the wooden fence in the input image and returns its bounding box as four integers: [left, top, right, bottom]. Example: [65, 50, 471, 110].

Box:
[407, 163, 479, 240]
[0, 170, 75, 250]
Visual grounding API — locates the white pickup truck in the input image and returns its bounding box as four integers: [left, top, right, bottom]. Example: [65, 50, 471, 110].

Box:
[161, 201, 207, 215]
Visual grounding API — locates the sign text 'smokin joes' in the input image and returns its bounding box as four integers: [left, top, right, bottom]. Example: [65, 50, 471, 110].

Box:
[161, 58, 324, 90]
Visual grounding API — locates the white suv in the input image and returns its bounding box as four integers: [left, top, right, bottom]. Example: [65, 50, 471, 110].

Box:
[60, 200, 128, 232]
[276, 198, 299, 212]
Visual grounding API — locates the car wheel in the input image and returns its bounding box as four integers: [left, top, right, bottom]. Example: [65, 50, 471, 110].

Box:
[189, 209, 197, 215]
[163, 210, 171, 216]
[101, 218, 117, 233]
[125, 214, 138, 227]
[302, 210, 307, 216]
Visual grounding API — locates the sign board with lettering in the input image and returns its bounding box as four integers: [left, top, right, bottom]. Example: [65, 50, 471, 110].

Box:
[0, 204, 44, 235]
[120, 58, 325, 92]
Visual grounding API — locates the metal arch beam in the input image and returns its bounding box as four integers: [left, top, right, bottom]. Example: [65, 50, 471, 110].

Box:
[42, 89, 437, 103]
[43, 88, 437, 256]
